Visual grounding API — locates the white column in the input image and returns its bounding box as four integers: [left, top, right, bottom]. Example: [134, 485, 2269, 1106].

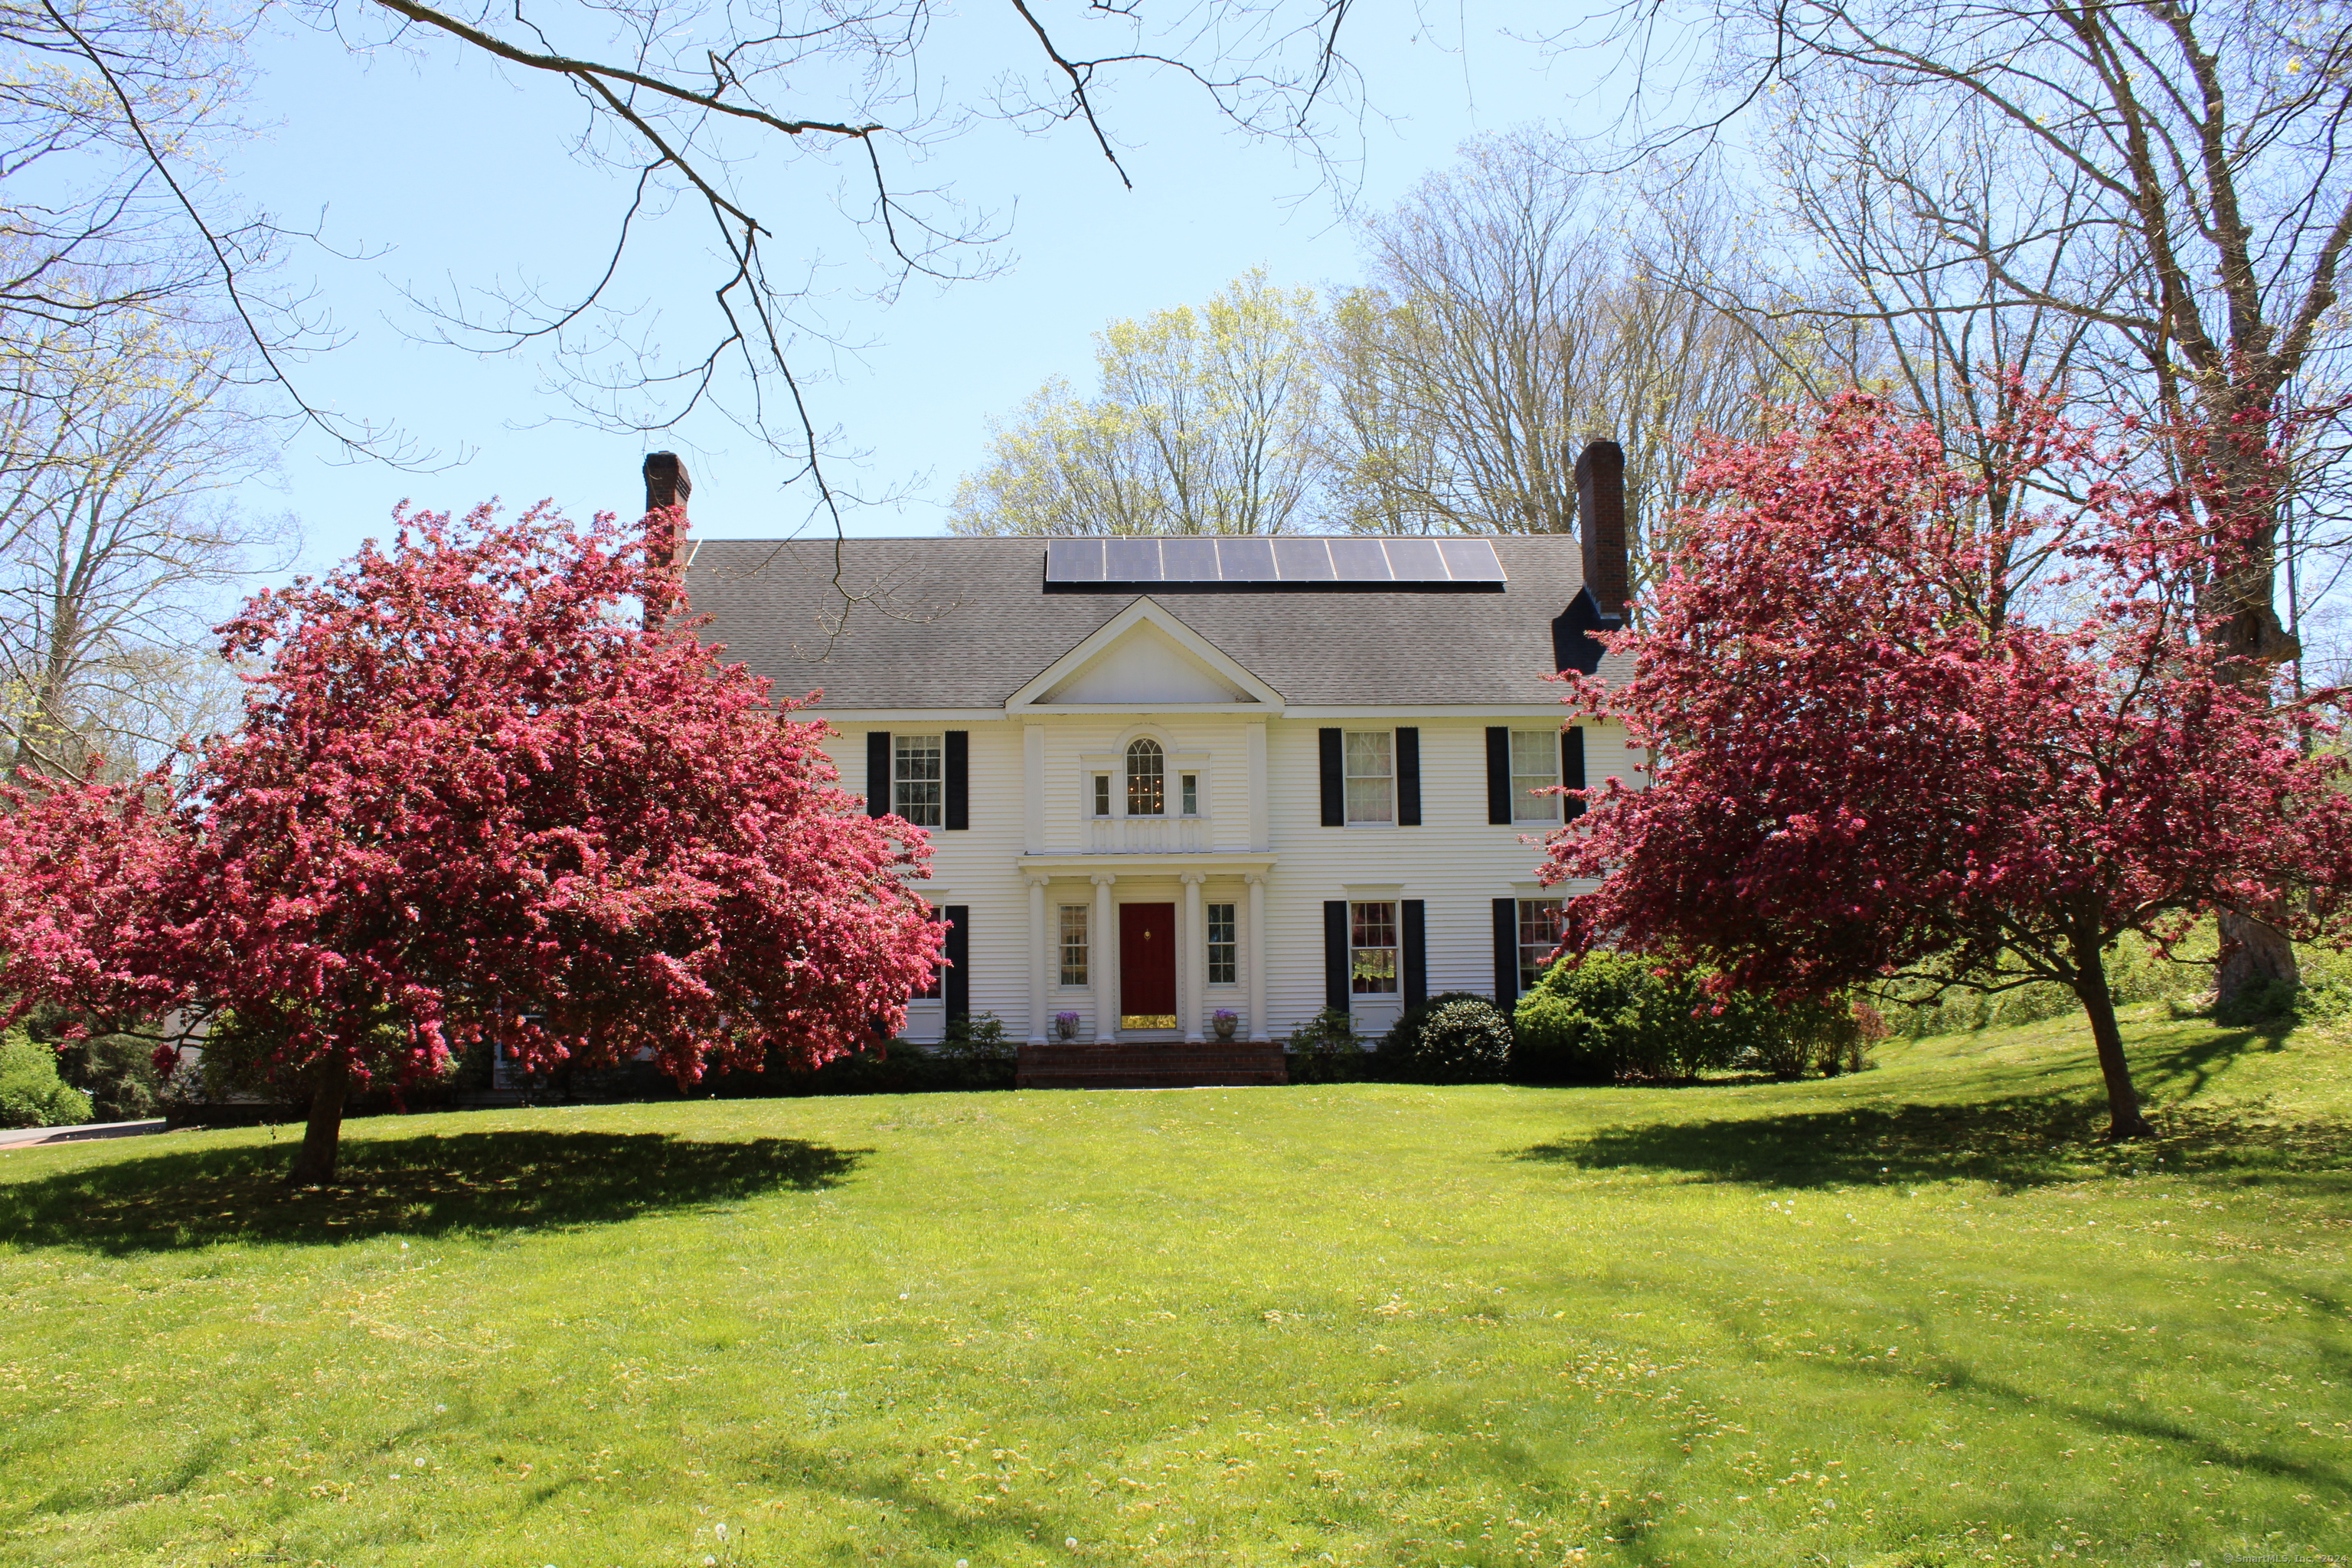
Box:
[1091, 873, 1118, 1041]
[1025, 875, 1050, 1044]
[1181, 873, 1207, 1042]
[1246, 871, 1269, 1042]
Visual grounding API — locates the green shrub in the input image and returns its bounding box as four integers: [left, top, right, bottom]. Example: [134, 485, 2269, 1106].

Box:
[1286, 1008, 1367, 1083]
[1377, 991, 1494, 1082]
[1387, 995, 1512, 1084]
[0, 1027, 93, 1129]
[1512, 952, 1773, 1083]
[936, 1011, 1013, 1063]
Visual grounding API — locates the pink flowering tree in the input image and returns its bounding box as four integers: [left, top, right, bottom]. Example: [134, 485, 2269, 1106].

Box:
[0, 501, 941, 1182]
[1542, 393, 2352, 1139]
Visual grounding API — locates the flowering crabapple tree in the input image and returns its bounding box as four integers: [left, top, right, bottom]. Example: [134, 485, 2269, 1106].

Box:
[1542, 392, 2352, 1139]
[0, 501, 942, 1182]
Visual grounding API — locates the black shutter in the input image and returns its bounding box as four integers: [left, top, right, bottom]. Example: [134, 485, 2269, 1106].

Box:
[1485, 727, 1512, 824]
[1403, 900, 1426, 1009]
[1319, 728, 1344, 826]
[943, 905, 969, 1021]
[1493, 897, 1520, 1002]
[944, 730, 969, 830]
[866, 730, 890, 818]
[1396, 728, 1421, 825]
[1325, 900, 1351, 1013]
[1562, 726, 1586, 820]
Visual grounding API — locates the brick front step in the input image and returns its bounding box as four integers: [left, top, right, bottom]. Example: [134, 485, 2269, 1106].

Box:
[1016, 1043, 1288, 1089]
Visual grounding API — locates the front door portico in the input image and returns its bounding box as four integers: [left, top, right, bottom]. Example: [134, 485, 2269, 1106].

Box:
[1119, 902, 1178, 1028]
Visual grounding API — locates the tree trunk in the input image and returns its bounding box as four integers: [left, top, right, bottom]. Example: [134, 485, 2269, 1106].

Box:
[2215, 909, 2299, 1009]
[2070, 932, 2156, 1141]
[287, 1060, 350, 1185]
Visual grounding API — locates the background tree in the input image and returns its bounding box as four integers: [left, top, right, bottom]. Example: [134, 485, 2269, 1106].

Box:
[1543, 391, 2352, 1138]
[0, 309, 283, 776]
[951, 270, 1324, 535]
[1316, 134, 1795, 584]
[0, 501, 942, 1181]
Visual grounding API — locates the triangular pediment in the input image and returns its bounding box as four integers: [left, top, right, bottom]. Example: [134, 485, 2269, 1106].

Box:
[1008, 598, 1282, 710]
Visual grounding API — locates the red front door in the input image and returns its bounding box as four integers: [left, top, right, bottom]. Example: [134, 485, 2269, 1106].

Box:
[1119, 902, 1178, 1026]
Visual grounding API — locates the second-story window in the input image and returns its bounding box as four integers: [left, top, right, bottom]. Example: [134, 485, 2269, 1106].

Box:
[1344, 730, 1393, 824]
[1093, 774, 1111, 816]
[1511, 730, 1560, 824]
[893, 733, 942, 826]
[1126, 738, 1165, 815]
[1180, 773, 1199, 815]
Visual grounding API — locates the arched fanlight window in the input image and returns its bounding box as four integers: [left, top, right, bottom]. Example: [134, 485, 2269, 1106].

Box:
[1125, 738, 1165, 816]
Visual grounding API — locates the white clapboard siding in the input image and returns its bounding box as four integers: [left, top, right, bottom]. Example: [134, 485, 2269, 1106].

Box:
[811, 711, 1635, 1044]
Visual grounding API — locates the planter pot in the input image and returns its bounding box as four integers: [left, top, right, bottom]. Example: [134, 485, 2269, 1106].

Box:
[1212, 1019, 1239, 1041]
[1053, 1018, 1082, 1042]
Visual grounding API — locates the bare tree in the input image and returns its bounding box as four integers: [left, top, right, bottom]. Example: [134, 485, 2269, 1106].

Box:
[0, 309, 285, 776]
[1318, 134, 1797, 595]
[10, 0, 1367, 490]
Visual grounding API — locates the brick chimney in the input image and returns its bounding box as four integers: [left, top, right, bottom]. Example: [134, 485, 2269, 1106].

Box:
[1574, 439, 1629, 622]
[642, 451, 691, 628]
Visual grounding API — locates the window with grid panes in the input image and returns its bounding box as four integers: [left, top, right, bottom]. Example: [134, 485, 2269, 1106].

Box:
[1125, 738, 1165, 815]
[1206, 903, 1236, 985]
[1058, 905, 1090, 987]
[1344, 731, 1394, 823]
[892, 733, 943, 826]
[1517, 899, 1564, 994]
[1350, 900, 1399, 993]
[1511, 730, 1560, 824]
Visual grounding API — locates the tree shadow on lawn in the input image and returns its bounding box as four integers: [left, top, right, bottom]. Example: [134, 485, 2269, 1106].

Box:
[0, 1129, 865, 1255]
[1516, 1029, 2350, 1193]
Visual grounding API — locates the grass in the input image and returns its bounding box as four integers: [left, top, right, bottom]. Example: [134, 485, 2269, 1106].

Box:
[2, 1005, 2347, 1567]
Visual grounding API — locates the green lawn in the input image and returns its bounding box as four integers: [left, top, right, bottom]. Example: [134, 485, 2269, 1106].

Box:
[2, 1007, 2347, 1568]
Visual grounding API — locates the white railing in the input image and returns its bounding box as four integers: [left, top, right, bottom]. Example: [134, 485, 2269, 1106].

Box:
[1085, 815, 1217, 854]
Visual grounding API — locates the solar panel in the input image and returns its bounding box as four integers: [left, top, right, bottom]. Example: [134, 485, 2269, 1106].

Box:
[1044, 537, 1104, 582]
[1103, 537, 1161, 583]
[1271, 537, 1335, 580]
[1040, 533, 1508, 590]
[1217, 537, 1277, 581]
[1438, 538, 1508, 581]
[1383, 537, 1446, 579]
[1328, 537, 1391, 581]
[1161, 536, 1219, 582]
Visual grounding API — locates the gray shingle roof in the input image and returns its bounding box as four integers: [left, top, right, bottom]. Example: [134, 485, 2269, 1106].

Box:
[683, 535, 1624, 710]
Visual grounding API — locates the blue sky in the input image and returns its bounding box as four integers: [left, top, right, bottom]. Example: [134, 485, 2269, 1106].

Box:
[231, 5, 1619, 573]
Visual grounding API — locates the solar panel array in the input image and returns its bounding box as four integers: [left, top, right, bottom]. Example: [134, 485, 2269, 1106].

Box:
[1043, 535, 1508, 589]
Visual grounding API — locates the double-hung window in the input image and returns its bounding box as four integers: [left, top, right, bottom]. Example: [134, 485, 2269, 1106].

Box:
[1058, 905, 1090, 987]
[893, 733, 943, 827]
[1517, 898, 1564, 994]
[1511, 730, 1560, 825]
[1349, 900, 1399, 994]
[1344, 731, 1394, 824]
[1206, 902, 1237, 985]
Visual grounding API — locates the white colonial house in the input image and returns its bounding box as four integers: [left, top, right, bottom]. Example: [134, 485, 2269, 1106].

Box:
[679, 443, 1639, 1086]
